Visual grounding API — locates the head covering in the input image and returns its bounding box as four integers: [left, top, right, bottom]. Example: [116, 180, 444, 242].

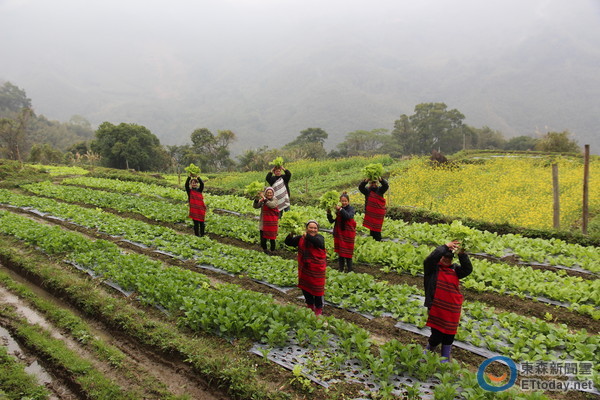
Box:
[264, 186, 274, 194]
[306, 219, 319, 228]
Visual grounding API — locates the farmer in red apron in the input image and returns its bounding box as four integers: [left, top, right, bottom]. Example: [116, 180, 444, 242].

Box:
[327, 192, 356, 272]
[253, 187, 279, 254]
[185, 175, 206, 236]
[423, 240, 473, 362]
[359, 177, 388, 241]
[285, 220, 327, 316]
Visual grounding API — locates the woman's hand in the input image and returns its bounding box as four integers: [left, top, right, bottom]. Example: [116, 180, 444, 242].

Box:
[446, 240, 460, 251]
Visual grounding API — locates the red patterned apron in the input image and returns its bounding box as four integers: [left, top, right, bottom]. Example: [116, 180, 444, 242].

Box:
[189, 190, 206, 222]
[426, 264, 464, 335]
[297, 236, 327, 296]
[261, 204, 279, 240]
[363, 191, 386, 232]
[334, 211, 357, 258]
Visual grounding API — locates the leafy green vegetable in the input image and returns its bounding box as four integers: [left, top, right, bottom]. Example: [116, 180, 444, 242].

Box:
[362, 163, 384, 181]
[244, 181, 264, 197]
[319, 190, 340, 211]
[448, 220, 473, 252]
[184, 163, 201, 176]
[269, 157, 285, 168]
[279, 210, 305, 235]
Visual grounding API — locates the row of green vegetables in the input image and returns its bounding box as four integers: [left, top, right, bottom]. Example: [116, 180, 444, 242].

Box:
[0, 191, 598, 380]
[19, 182, 600, 317]
[0, 208, 546, 400]
[60, 177, 600, 274]
[179, 154, 399, 195]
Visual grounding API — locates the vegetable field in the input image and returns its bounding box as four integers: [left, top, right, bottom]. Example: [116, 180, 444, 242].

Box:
[0, 157, 598, 400]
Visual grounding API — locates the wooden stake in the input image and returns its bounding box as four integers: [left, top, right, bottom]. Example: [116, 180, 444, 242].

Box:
[582, 144, 590, 235]
[552, 163, 560, 229]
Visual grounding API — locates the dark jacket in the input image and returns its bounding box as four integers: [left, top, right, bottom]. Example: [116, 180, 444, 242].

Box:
[185, 176, 204, 200]
[358, 179, 389, 208]
[266, 169, 292, 197]
[327, 205, 356, 225]
[423, 244, 473, 308]
[285, 233, 325, 249]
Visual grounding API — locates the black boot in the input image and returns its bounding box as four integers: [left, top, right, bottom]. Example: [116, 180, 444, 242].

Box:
[338, 257, 345, 271]
[346, 258, 353, 272]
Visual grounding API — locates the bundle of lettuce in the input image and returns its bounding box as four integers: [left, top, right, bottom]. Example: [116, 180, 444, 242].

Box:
[244, 181, 264, 197]
[269, 157, 285, 168]
[447, 220, 474, 252]
[362, 163, 384, 181]
[319, 190, 340, 211]
[185, 163, 201, 176]
[279, 211, 305, 236]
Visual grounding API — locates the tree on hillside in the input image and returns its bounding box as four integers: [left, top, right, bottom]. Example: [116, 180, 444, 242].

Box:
[504, 135, 538, 151]
[214, 129, 237, 170]
[66, 141, 90, 156]
[237, 146, 275, 171]
[283, 127, 328, 159]
[188, 128, 237, 172]
[534, 130, 580, 153]
[337, 129, 392, 156]
[0, 82, 31, 114]
[91, 122, 169, 171]
[392, 103, 465, 155]
[285, 127, 328, 147]
[0, 107, 33, 161]
[29, 143, 63, 164]
[469, 126, 506, 150]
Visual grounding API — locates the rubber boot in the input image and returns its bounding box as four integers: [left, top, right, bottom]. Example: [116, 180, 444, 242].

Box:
[423, 342, 437, 356]
[306, 304, 315, 312]
[440, 345, 452, 363]
[337, 257, 345, 271]
[346, 258, 353, 272]
[315, 307, 323, 316]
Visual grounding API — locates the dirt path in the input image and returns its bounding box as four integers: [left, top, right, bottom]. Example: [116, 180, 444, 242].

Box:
[0, 261, 229, 400]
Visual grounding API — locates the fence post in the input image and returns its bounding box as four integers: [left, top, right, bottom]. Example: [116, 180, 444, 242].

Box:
[552, 163, 560, 229]
[582, 144, 590, 234]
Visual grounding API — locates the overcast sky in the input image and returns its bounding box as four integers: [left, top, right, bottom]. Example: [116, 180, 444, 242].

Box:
[1, 0, 599, 151]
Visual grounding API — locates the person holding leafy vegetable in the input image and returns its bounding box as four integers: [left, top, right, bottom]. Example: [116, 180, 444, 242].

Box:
[285, 220, 327, 316]
[185, 169, 206, 237]
[326, 192, 357, 272]
[266, 157, 291, 215]
[253, 187, 279, 254]
[358, 176, 388, 242]
[423, 240, 473, 363]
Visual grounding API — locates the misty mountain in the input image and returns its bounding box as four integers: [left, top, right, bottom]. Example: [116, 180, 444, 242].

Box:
[2, 1, 599, 155]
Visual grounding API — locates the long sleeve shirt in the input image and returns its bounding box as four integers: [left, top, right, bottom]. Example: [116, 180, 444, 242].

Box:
[358, 179, 388, 208]
[185, 176, 204, 200]
[423, 244, 473, 308]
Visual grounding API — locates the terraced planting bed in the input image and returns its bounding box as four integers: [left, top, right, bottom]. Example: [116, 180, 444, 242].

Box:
[0, 162, 598, 399]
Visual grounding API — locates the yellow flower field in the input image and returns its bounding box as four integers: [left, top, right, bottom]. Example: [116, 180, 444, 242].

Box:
[388, 156, 599, 230]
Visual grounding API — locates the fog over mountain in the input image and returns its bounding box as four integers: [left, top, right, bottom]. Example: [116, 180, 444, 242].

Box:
[1, 0, 599, 154]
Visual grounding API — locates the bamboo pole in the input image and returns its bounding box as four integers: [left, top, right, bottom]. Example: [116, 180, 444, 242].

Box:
[552, 163, 560, 229]
[582, 145, 590, 234]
